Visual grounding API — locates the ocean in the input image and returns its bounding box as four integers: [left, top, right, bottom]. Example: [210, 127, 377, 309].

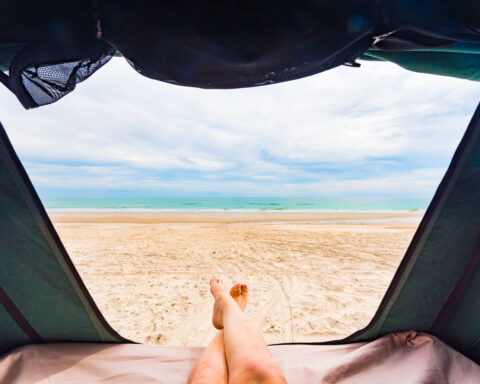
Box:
[42, 197, 430, 213]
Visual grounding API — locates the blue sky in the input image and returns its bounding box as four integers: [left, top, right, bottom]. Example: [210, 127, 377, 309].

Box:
[1, 58, 479, 197]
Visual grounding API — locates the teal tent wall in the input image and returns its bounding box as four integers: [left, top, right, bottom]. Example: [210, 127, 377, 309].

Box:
[361, 43, 480, 82]
[271, 103, 480, 365]
[0, 123, 128, 355]
[346, 103, 480, 362]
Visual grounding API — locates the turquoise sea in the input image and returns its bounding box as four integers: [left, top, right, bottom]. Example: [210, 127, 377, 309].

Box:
[43, 197, 430, 213]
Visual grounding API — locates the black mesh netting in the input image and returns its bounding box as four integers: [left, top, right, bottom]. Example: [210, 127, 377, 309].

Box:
[20, 54, 112, 107]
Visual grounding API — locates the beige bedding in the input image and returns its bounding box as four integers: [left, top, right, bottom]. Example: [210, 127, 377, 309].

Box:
[1, 331, 479, 383]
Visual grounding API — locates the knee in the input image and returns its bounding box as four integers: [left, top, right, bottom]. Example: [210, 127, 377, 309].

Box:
[231, 357, 286, 384]
[189, 372, 222, 384]
[188, 380, 208, 384]
[188, 364, 226, 384]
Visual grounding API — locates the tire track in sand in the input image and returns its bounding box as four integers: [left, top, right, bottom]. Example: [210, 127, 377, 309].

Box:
[240, 251, 293, 343]
[252, 288, 277, 330]
[170, 296, 211, 344]
[271, 276, 293, 342]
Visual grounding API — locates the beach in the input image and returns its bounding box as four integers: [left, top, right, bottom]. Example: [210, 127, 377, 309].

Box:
[51, 211, 420, 346]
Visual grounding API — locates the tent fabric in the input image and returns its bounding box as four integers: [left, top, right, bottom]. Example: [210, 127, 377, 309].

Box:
[0, 1, 115, 108]
[1, 331, 480, 383]
[0, 1, 479, 109]
[0, 122, 128, 356]
[361, 45, 480, 82]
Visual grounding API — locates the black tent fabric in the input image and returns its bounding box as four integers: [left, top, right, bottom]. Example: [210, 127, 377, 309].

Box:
[0, 0, 479, 109]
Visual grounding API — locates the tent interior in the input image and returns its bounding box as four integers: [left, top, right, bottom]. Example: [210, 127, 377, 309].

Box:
[1, 1, 480, 382]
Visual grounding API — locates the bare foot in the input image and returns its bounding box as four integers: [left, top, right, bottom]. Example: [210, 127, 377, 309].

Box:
[210, 276, 230, 330]
[230, 283, 248, 311]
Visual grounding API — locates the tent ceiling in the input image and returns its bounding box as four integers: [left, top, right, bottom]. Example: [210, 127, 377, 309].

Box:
[0, 0, 479, 109]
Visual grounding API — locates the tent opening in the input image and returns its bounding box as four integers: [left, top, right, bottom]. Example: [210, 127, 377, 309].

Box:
[2, 57, 479, 347]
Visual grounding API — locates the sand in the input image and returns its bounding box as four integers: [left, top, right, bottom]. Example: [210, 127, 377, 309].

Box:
[51, 212, 420, 347]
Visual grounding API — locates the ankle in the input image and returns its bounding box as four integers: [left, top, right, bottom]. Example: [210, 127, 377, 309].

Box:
[223, 295, 241, 314]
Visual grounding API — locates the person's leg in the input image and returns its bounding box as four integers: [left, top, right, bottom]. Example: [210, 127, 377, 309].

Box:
[187, 330, 228, 384]
[210, 277, 287, 384]
[187, 283, 249, 384]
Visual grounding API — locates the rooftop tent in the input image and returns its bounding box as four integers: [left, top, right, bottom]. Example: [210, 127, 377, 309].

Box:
[1, 0, 480, 380]
[0, 1, 479, 109]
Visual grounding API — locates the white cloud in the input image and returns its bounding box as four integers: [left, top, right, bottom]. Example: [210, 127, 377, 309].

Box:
[1, 57, 479, 197]
[26, 162, 445, 197]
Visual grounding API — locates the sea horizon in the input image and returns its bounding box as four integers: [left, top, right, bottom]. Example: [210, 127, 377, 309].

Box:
[42, 196, 430, 213]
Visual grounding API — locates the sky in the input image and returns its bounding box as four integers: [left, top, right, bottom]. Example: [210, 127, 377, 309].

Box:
[1, 58, 479, 198]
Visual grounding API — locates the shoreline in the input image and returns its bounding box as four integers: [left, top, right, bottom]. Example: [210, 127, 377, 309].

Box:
[49, 211, 423, 225]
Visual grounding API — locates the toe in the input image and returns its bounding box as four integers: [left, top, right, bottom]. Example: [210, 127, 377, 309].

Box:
[210, 276, 225, 296]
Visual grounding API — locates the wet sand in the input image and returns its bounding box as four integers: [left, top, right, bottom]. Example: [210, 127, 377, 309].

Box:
[51, 211, 421, 224]
[51, 212, 420, 346]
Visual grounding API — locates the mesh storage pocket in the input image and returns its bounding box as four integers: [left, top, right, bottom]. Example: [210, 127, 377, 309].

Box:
[20, 54, 112, 107]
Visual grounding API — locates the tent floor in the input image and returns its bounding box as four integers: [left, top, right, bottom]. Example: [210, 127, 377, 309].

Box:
[1, 331, 478, 383]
